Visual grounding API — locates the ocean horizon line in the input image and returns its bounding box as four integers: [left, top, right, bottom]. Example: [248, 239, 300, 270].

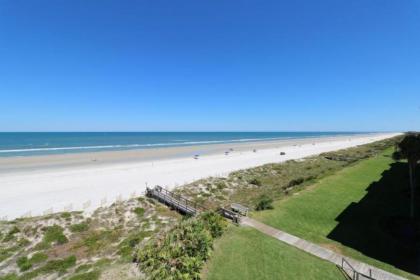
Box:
[0, 130, 388, 133]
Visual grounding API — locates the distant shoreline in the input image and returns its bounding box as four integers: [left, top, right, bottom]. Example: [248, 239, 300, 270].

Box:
[0, 132, 384, 174]
[0, 131, 375, 158]
[0, 133, 400, 220]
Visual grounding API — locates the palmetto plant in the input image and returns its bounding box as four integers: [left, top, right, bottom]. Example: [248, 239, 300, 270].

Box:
[393, 133, 420, 218]
[137, 212, 226, 280]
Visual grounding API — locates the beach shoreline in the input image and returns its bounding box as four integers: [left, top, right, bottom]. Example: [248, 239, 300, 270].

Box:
[0, 133, 400, 220]
[0, 133, 391, 174]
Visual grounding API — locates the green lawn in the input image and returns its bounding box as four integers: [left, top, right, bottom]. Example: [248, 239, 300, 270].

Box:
[203, 226, 343, 280]
[252, 149, 419, 279]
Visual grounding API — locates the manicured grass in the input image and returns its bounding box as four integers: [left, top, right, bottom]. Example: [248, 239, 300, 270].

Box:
[203, 226, 342, 280]
[253, 149, 419, 279]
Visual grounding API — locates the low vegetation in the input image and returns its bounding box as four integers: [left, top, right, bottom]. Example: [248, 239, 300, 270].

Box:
[255, 194, 273, 211]
[16, 252, 48, 272]
[67, 271, 101, 280]
[20, 255, 77, 280]
[42, 225, 68, 246]
[69, 222, 89, 233]
[0, 197, 179, 279]
[137, 212, 227, 280]
[133, 207, 145, 217]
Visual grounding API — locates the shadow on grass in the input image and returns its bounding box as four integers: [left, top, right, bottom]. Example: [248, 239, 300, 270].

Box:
[327, 161, 420, 275]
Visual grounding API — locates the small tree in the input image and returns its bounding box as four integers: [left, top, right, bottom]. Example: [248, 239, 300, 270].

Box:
[393, 133, 420, 218]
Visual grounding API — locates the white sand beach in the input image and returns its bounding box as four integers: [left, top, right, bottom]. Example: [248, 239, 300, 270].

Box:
[0, 133, 400, 220]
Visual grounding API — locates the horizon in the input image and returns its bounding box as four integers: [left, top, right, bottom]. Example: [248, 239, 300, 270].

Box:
[1, 1, 419, 132]
[0, 130, 398, 133]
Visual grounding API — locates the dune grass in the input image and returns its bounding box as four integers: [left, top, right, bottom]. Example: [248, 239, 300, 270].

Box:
[252, 149, 419, 279]
[0, 197, 180, 280]
[203, 226, 343, 280]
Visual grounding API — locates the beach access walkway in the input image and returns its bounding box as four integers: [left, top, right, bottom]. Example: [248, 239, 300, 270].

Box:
[146, 186, 201, 216]
[240, 217, 407, 280]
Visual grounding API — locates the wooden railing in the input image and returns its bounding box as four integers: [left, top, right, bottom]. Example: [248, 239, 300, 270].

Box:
[146, 186, 205, 216]
[147, 186, 242, 224]
[218, 207, 240, 223]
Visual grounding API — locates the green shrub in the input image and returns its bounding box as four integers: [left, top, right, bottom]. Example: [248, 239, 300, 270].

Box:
[33, 241, 50, 251]
[42, 255, 76, 273]
[56, 234, 68, 244]
[42, 225, 68, 245]
[60, 212, 71, 220]
[118, 231, 153, 262]
[137, 212, 226, 279]
[133, 207, 145, 217]
[201, 211, 227, 238]
[216, 182, 226, 190]
[287, 177, 305, 188]
[70, 223, 89, 233]
[30, 252, 48, 264]
[9, 226, 20, 235]
[16, 252, 48, 272]
[0, 247, 16, 262]
[20, 256, 77, 280]
[3, 226, 20, 242]
[17, 256, 32, 272]
[82, 230, 121, 254]
[255, 195, 274, 211]
[0, 273, 18, 280]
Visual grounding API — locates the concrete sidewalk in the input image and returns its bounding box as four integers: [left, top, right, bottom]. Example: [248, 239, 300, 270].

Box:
[241, 217, 407, 280]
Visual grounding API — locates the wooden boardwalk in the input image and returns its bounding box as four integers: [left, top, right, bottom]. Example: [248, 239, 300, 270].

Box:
[146, 186, 200, 216]
[146, 186, 245, 223]
[241, 217, 408, 280]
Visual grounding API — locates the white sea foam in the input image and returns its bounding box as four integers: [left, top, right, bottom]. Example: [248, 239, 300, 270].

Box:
[0, 137, 298, 154]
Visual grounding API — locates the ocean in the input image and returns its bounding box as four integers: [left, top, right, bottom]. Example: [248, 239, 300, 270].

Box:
[0, 132, 364, 157]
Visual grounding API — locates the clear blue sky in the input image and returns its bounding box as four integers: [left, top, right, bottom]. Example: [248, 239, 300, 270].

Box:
[0, 0, 419, 132]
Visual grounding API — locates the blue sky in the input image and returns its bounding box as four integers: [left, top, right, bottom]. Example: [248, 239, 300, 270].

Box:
[0, 0, 419, 132]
